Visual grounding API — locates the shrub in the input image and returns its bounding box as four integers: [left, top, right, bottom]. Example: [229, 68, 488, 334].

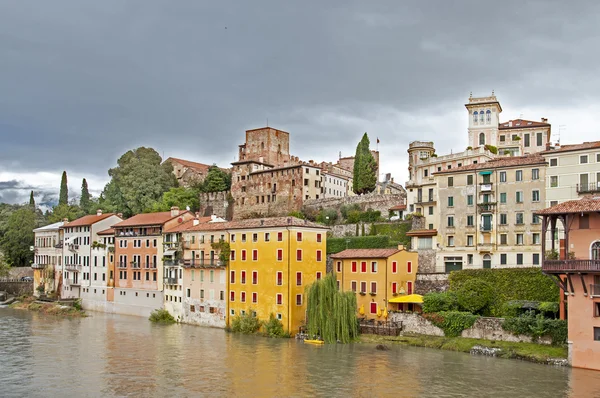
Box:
[347, 210, 361, 224]
[231, 312, 262, 334]
[455, 279, 494, 315]
[502, 313, 567, 345]
[423, 292, 459, 313]
[340, 204, 361, 220]
[73, 299, 83, 311]
[316, 209, 338, 225]
[484, 144, 498, 154]
[327, 235, 395, 254]
[538, 302, 560, 316]
[149, 309, 176, 324]
[359, 209, 381, 223]
[263, 313, 289, 338]
[424, 311, 479, 337]
[288, 211, 306, 220]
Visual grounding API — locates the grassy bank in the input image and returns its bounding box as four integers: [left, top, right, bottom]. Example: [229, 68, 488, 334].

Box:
[9, 296, 86, 317]
[359, 334, 567, 364]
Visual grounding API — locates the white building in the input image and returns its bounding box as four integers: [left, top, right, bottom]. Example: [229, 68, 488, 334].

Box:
[322, 172, 351, 198]
[79, 227, 115, 307]
[32, 221, 64, 296]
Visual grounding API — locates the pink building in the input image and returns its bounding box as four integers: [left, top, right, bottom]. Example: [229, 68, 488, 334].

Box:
[538, 198, 600, 371]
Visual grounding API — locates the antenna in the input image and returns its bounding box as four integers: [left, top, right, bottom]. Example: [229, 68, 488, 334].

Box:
[556, 125, 566, 145]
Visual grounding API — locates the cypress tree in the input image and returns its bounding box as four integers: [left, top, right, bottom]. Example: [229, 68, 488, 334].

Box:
[80, 178, 91, 213]
[59, 171, 68, 205]
[352, 133, 377, 194]
[29, 191, 35, 207]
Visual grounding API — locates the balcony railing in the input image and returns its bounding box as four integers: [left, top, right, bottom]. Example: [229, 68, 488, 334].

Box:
[182, 258, 224, 268]
[542, 259, 600, 273]
[577, 182, 600, 194]
[64, 264, 81, 272]
[117, 262, 128, 269]
[477, 202, 496, 212]
[68, 244, 79, 252]
[480, 226, 493, 232]
[54, 242, 63, 249]
[163, 260, 182, 266]
[31, 263, 46, 269]
[144, 263, 157, 269]
[131, 262, 141, 269]
[591, 284, 600, 297]
[480, 183, 493, 191]
[165, 277, 178, 284]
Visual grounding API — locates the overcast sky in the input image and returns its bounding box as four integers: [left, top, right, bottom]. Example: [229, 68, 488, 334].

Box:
[1, 1, 599, 205]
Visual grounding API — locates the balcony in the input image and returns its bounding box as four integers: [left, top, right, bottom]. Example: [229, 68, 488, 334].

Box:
[577, 182, 600, 194]
[131, 262, 141, 269]
[64, 264, 81, 272]
[477, 202, 496, 212]
[31, 263, 46, 270]
[163, 241, 182, 250]
[477, 243, 493, 252]
[480, 226, 493, 233]
[163, 260, 182, 266]
[415, 198, 436, 206]
[117, 262, 128, 269]
[69, 280, 81, 287]
[68, 244, 79, 252]
[479, 183, 493, 192]
[542, 259, 600, 274]
[144, 263, 157, 269]
[182, 258, 224, 268]
[165, 277, 178, 285]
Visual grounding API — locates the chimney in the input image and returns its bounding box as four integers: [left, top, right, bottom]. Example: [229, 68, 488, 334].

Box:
[391, 177, 394, 183]
[287, 217, 292, 225]
[397, 244, 405, 251]
[541, 117, 548, 123]
[195, 212, 201, 218]
[97, 209, 103, 216]
[62, 218, 69, 225]
[260, 219, 264, 226]
[117, 213, 123, 219]
[171, 206, 180, 217]
[193, 218, 200, 226]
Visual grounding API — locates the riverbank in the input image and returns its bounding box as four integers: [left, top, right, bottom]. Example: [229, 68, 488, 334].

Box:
[8, 296, 86, 317]
[359, 333, 568, 366]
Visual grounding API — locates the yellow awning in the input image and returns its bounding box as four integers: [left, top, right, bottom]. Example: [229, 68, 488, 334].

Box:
[388, 294, 423, 304]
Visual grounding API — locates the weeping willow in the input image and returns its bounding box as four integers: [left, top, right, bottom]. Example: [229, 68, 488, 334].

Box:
[306, 274, 358, 344]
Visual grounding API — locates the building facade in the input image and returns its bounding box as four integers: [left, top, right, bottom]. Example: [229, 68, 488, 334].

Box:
[80, 228, 115, 307]
[164, 157, 213, 188]
[435, 155, 547, 272]
[322, 172, 351, 198]
[332, 247, 418, 320]
[32, 221, 64, 296]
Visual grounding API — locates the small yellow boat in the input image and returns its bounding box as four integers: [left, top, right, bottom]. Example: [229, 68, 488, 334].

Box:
[304, 339, 324, 345]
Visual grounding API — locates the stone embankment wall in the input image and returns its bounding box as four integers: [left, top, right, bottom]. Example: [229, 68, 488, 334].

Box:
[8, 267, 33, 279]
[199, 191, 232, 220]
[303, 193, 405, 219]
[415, 272, 449, 294]
[389, 313, 552, 344]
[0, 281, 33, 296]
[329, 223, 371, 237]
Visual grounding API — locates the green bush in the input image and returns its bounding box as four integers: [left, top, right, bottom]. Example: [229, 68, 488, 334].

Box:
[484, 144, 498, 154]
[288, 211, 306, 220]
[347, 210, 361, 224]
[327, 235, 395, 254]
[455, 279, 494, 315]
[423, 292, 459, 313]
[149, 309, 176, 324]
[423, 311, 479, 337]
[449, 268, 559, 316]
[359, 209, 381, 223]
[368, 221, 411, 249]
[73, 299, 83, 311]
[231, 311, 262, 334]
[316, 209, 338, 225]
[340, 204, 361, 219]
[538, 302, 559, 316]
[263, 313, 289, 338]
[502, 313, 567, 345]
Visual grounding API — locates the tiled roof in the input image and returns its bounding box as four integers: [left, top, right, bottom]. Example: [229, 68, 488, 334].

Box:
[34, 221, 64, 232]
[330, 249, 400, 259]
[166, 216, 328, 233]
[389, 204, 407, 211]
[164, 217, 220, 233]
[406, 229, 438, 237]
[541, 141, 600, 155]
[536, 198, 600, 215]
[499, 119, 550, 130]
[61, 213, 116, 228]
[165, 157, 211, 173]
[97, 228, 115, 236]
[112, 211, 191, 228]
[434, 154, 545, 175]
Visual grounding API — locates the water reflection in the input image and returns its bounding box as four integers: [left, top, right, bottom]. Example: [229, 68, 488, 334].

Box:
[1, 308, 599, 397]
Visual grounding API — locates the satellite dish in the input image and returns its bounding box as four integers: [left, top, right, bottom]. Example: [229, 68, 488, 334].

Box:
[186, 206, 191, 211]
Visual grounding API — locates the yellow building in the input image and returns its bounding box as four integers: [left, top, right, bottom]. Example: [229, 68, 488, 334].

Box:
[332, 246, 418, 319]
[226, 217, 328, 334]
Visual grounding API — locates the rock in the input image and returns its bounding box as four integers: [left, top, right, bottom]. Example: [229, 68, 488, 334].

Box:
[470, 345, 502, 357]
[376, 344, 390, 351]
[547, 358, 569, 367]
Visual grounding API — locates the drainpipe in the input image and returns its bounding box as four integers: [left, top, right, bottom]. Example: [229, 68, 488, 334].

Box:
[226, 229, 230, 329]
[286, 227, 291, 334]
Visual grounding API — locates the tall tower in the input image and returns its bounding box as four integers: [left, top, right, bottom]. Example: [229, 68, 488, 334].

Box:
[406, 141, 435, 185]
[465, 92, 502, 149]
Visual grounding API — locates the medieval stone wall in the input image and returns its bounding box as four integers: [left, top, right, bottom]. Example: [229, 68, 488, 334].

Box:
[199, 191, 231, 220]
[414, 272, 449, 294]
[303, 193, 405, 218]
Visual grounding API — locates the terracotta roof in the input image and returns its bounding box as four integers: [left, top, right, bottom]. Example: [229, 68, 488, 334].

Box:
[61, 213, 116, 228]
[541, 141, 600, 155]
[389, 204, 407, 211]
[406, 229, 438, 237]
[330, 249, 400, 259]
[163, 217, 219, 233]
[165, 157, 211, 173]
[434, 154, 545, 175]
[499, 119, 550, 130]
[167, 216, 328, 233]
[536, 198, 600, 215]
[112, 211, 192, 228]
[97, 228, 115, 236]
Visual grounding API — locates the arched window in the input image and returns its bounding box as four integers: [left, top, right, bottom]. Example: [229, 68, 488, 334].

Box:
[480, 111, 484, 123]
[479, 133, 485, 146]
[592, 241, 600, 260]
[483, 254, 492, 269]
[473, 111, 478, 123]
[486, 109, 491, 123]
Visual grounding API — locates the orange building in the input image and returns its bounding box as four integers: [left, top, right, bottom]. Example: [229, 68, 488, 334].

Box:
[332, 246, 418, 320]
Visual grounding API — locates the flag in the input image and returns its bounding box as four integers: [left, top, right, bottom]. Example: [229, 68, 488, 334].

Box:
[377, 137, 380, 144]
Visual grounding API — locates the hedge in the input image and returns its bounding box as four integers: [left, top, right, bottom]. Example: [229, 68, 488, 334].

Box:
[369, 222, 411, 249]
[502, 313, 567, 345]
[422, 292, 459, 313]
[423, 311, 480, 337]
[327, 235, 396, 254]
[449, 268, 559, 317]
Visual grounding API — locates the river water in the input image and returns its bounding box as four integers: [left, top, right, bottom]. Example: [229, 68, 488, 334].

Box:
[1, 308, 600, 397]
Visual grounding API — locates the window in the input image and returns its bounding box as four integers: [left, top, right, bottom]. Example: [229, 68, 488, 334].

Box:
[317, 233, 322, 243]
[500, 254, 507, 265]
[428, 206, 434, 215]
[500, 135, 505, 142]
[241, 271, 246, 284]
[296, 250, 302, 261]
[392, 282, 398, 294]
[252, 271, 258, 285]
[500, 234, 507, 245]
[486, 109, 491, 123]
[352, 261, 357, 273]
[499, 192, 506, 204]
[317, 250, 322, 262]
[448, 177, 454, 187]
[230, 271, 235, 284]
[241, 250, 247, 261]
[516, 213, 524, 225]
[532, 190, 540, 202]
[231, 250, 236, 261]
[360, 281, 367, 293]
[595, 327, 600, 341]
[517, 253, 523, 265]
[361, 261, 367, 273]
[296, 272, 302, 286]
[516, 234, 524, 245]
[370, 282, 377, 294]
[277, 249, 283, 261]
[516, 191, 523, 203]
[371, 261, 377, 273]
[467, 235, 474, 246]
[467, 175, 474, 185]
[336, 261, 341, 273]
[533, 233, 540, 245]
[499, 171, 506, 182]
[515, 170, 523, 182]
[467, 254, 473, 265]
[316, 272, 322, 280]
[447, 216, 454, 227]
[392, 261, 397, 273]
[524, 133, 530, 147]
[537, 132, 543, 146]
[532, 214, 540, 224]
[500, 213, 507, 225]
[407, 261, 412, 273]
[240, 292, 246, 302]
[241, 234, 247, 242]
[277, 232, 283, 241]
[548, 175, 559, 188]
[581, 155, 589, 164]
[532, 169, 539, 180]
[297, 232, 302, 242]
[231, 234, 236, 243]
[447, 236, 454, 247]
[296, 294, 302, 306]
[479, 132, 485, 145]
[473, 111, 478, 123]
[230, 291, 235, 301]
[448, 197, 454, 207]
[467, 195, 473, 206]
[276, 271, 283, 286]
[549, 158, 558, 167]
[252, 250, 258, 261]
[264, 233, 270, 242]
[467, 215, 474, 226]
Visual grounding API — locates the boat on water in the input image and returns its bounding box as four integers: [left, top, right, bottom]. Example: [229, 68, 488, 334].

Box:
[304, 339, 324, 345]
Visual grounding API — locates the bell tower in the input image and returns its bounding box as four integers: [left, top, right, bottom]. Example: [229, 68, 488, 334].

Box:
[465, 91, 502, 149]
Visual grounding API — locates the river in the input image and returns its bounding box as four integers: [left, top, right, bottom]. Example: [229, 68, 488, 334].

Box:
[1, 308, 600, 397]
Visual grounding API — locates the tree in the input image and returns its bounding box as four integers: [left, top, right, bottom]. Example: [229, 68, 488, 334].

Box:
[101, 147, 178, 217]
[0, 208, 36, 267]
[29, 191, 35, 207]
[59, 171, 69, 205]
[149, 187, 200, 212]
[352, 133, 377, 194]
[201, 165, 231, 193]
[47, 204, 85, 223]
[80, 178, 91, 213]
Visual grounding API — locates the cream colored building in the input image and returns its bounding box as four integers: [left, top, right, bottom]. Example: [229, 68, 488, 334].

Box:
[322, 172, 351, 198]
[434, 155, 547, 272]
[32, 221, 64, 296]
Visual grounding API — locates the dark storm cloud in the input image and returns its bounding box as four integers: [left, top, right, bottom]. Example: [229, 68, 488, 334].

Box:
[1, 0, 599, 203]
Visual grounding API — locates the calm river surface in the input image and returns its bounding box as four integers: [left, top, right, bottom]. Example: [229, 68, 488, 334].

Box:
[1, 308, 600, 397]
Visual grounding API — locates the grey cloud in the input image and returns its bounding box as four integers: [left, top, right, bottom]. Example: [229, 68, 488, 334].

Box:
[1, 0, 599, 202]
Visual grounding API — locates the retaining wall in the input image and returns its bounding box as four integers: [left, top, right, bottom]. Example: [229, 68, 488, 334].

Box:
[0, 281, 33, 296]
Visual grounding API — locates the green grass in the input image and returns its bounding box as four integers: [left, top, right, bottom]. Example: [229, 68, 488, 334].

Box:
[359, 334, 567, 363]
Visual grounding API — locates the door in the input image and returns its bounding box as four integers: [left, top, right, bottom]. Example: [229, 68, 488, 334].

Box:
[482, 215, 492, 231]
[483, 254, 492, 269]
[580, 174, 589, 191]
[370, 302, 377, 315]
